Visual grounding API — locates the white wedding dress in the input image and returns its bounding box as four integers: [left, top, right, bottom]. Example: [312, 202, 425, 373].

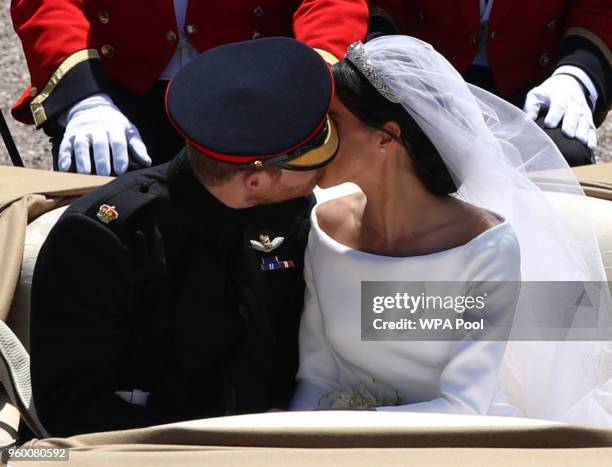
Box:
[291, 201, 523, 416]
[286, 36, 612, 425]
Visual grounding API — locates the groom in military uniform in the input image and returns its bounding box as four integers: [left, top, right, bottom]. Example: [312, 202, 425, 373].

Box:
[29, 37, 338, 437]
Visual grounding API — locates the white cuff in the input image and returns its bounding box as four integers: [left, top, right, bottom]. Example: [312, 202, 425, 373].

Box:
[553, 65, 599, 111]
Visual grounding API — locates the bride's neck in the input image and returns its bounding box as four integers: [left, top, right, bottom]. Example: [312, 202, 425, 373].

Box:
[356, 159, 451, 253]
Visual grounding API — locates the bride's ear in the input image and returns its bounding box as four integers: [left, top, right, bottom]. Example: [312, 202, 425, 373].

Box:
[378, 122, 401, 148]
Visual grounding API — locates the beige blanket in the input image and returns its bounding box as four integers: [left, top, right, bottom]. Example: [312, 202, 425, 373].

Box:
[0, 166, 111, 322]
[11, 447, 612, 467]
[18, 419, 612, 466]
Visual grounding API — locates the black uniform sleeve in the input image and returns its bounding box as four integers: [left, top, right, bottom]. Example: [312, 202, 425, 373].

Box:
[39, 59, 111, 131]
[557, 35, 612, 117]
[366, 5, 401, 42]
[30, 212, 169, 437]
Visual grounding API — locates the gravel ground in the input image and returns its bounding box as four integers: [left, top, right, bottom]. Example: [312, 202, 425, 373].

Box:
[1, 5, 611, 169]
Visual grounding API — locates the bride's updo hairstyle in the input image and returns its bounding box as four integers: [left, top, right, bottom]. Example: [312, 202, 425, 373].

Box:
[332, 60, 457, 195]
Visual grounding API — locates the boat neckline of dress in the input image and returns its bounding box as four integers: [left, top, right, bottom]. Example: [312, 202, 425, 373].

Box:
[311, 202, 510, 260]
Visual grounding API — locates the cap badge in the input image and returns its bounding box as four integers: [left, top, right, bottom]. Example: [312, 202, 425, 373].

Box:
[97, 204, 119, 224]
[250, 234, 284, 252]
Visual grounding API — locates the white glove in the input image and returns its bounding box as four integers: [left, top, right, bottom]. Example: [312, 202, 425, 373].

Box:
[523, 73, 597, 151]
[58, 93, 152, 175]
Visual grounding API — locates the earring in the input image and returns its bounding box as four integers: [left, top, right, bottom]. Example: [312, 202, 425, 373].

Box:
[379, 146, 386, 154]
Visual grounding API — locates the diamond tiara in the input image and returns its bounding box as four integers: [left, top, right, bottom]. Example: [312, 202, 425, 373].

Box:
[344, 41, 400, 103]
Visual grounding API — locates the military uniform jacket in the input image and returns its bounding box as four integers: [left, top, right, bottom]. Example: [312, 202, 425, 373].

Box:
[371, 0, 611, 114]
[11, 0, 369, 127]
[30, 151, 313, 437]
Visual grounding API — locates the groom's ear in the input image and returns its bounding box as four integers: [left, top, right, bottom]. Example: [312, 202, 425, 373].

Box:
[244, 171, 266, 194]
[243, 170, 277, 196]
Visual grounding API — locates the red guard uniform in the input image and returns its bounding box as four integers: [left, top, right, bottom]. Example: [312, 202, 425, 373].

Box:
[11, 0, 369, 127]
[371, 0, 611, 115]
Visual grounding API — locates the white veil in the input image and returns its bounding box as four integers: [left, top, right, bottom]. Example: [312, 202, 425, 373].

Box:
[348, 36, 612, 426]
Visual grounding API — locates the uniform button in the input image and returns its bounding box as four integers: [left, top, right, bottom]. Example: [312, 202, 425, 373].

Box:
[539, 52, 550, 67]
[547, 19, 557, 30]
[252, 30, 261, 39]
[417, 10, 425, 21]
[470, 36, 477, 45]
[100, 44, 115, 58]
[253, 6, 264, 17]
[490, 30, 497, 40]
[186, 24, 198, 35]
[139, 184, 150, 194]
[98, 10, 110, 24]
[30, 87, 38, 97]
[166, 30, 178, 44]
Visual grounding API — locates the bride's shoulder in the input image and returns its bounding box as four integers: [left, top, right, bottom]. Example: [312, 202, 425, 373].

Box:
[469, 209, 504, 238]
[315, 192, 364, 236]
[452, 199, 504, 238]
[459, 205, 520, 279]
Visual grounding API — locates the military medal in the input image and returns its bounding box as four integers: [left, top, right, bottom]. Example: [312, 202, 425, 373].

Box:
[96, 204, 119, 224]
[261, 256, 294, 271]
[250, 233, 285, 252]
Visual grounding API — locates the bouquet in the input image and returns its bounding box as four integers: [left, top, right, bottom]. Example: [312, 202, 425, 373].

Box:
[319, 378, 402, 409]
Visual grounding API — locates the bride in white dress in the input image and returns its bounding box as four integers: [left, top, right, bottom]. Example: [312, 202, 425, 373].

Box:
[290, 36, 612, 426]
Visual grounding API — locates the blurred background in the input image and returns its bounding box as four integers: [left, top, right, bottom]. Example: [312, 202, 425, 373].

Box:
[1, 5, 611, 169]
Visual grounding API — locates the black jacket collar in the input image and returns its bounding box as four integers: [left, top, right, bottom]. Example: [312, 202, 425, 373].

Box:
[167, 150, 251, 232]
[166, 150, 314, 232]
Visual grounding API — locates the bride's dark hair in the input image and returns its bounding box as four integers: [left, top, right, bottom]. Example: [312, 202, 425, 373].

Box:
[332, 60, 457, 195]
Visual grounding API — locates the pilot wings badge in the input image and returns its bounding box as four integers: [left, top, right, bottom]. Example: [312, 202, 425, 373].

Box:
[250, 234, 284, 253]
